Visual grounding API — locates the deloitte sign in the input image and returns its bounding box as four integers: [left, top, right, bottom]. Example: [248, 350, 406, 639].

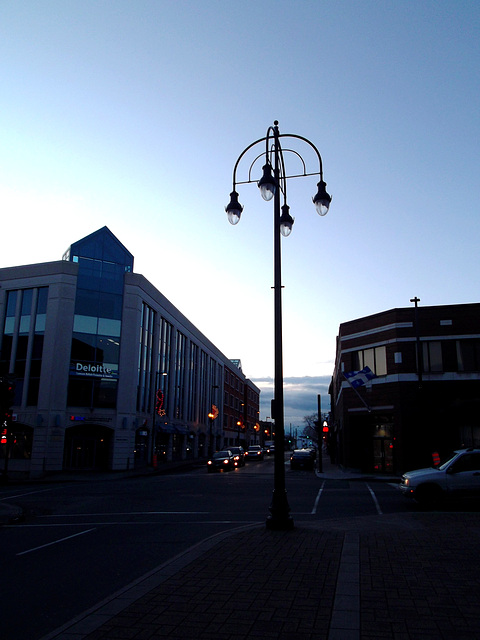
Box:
[70, 362, 118, 378]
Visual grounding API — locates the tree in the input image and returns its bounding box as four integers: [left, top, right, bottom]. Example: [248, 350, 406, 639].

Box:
[302, 413, 318, 444]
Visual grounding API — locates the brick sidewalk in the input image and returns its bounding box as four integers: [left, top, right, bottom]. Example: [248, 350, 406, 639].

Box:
[42, 511, 480, 640]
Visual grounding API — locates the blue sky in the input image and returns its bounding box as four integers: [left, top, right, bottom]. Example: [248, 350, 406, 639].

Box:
[1, 1, 478, 427]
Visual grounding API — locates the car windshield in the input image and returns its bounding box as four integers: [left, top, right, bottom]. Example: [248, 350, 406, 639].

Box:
[214, 451, 229, 459]
[248, 447, 260, 451]
[438, 453, 459, 470]
[294, 451, 310, 457]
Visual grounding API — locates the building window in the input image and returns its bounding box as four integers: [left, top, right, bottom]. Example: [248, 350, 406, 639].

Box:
[1, 287, 48, 406]
[157, 317, 173, 415]
[422, 340, 459, 373]
[188, 343, 199, 422]
[68, 231, 127, 411]
[68, 376, 117, 408]
[353, 346, 387, 376]
[457, 339, 480, 372]
[422, 341, 443, 372]
[136, 303, 155, 413]
[174, 331, 187, 420]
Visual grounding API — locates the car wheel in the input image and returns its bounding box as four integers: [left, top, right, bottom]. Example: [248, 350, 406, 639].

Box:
[415, 484, 443, 508]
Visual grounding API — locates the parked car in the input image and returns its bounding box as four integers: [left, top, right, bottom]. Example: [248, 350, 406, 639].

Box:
[290, 449, 315, 470]
[229, 446, 245, 467]
[306, 447, 317, 460]
[207, 450, 235, 472]
[399, 448, 480, 506]
[245, 445, 264, 461]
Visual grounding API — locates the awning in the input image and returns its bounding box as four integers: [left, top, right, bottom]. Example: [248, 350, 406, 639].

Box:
[159, 424, 175, 434]
[175, 426, 189, 435]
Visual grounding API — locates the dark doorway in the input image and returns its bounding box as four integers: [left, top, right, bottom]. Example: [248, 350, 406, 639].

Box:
[372, 421, 394, 473]
[64, 424, 112, 470]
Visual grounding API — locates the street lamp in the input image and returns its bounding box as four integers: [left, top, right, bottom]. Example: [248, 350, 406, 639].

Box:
[208, 385, 219, 458]
[226, 121, 331, 530]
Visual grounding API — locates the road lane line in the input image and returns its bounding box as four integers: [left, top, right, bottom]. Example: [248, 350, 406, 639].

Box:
[311, 481, 326, 514]
[365, 483, 383, 515]
[16, 528, 97, 556]
[8, 520, 260, 529]
[39, 511, 210, 517]
[0, 488, 52, 500]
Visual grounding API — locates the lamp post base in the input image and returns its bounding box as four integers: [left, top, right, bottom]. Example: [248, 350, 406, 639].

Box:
[265, 489, 294, 530]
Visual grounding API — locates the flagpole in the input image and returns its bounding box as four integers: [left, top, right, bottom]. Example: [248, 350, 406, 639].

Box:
[342, 374, 372, 412]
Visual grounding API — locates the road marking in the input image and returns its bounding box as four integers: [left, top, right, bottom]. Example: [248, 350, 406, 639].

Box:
[16, 528, 96, 556]
[311, 481, 326, 514]
[39, 511, 210, 517]
[365, 483, 383, 515]
[0, 488, 52, 501]
[8, 520, 260, 529]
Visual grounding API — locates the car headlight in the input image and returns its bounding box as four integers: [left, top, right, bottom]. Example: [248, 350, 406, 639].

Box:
[207, 460, 212, 465]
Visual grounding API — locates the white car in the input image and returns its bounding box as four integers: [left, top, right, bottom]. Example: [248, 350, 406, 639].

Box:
[399, 448, 480, 506]
[245, 445, 264, 461]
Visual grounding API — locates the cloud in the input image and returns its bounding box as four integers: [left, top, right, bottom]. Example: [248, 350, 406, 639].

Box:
[251, 375, 331, 428]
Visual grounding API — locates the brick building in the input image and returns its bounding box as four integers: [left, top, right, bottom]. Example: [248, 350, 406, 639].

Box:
[329, 303, 480, 473]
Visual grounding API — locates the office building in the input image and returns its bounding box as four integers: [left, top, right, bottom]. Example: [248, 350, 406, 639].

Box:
[0, 227, 260, 477]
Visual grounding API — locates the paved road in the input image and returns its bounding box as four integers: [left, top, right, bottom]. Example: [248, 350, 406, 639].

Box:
[0, 458, 445, 640]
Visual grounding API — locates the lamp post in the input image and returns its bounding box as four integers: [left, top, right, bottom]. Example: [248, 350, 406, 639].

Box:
[208, 385, 219, 458]
[225, 121, 331, 530]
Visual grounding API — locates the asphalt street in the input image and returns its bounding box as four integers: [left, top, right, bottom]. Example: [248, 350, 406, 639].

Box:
[2, 455, 480, 639]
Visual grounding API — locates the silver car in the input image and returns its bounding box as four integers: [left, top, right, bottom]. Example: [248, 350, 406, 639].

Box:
[399, 448, 480, 506]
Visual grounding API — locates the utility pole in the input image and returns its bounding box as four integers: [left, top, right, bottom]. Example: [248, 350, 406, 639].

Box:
[317, 394, 323, 473]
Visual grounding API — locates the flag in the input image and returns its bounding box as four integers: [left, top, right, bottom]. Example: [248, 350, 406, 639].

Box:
[343, 366, 377, 389]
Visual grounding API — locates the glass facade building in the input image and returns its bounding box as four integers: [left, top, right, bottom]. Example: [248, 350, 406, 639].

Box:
[0, 227, 260, 477]
[66, 227, 133, 411]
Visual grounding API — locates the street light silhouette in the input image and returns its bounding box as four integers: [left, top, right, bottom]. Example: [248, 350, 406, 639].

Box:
[225, 121, 331, 530]
[208, 385, 219, 458]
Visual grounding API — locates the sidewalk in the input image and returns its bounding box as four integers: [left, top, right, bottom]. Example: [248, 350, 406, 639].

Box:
[36, 454, 480, 640]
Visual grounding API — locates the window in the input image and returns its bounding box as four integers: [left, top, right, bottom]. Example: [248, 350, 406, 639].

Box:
[188, 343, 199, 421]
[68, 377, 117, 409]
[451, 453, 480, 473]
[136, 303, 155, 413]
[422, 341, 458, 373]
[1, 288, 48, 406]
[457, 340, 480, 372]
[68, 229, 130, 411]
[174, 331, 187, 419]
[422, 342, 442, 372]
[353, 346, 387, 376]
